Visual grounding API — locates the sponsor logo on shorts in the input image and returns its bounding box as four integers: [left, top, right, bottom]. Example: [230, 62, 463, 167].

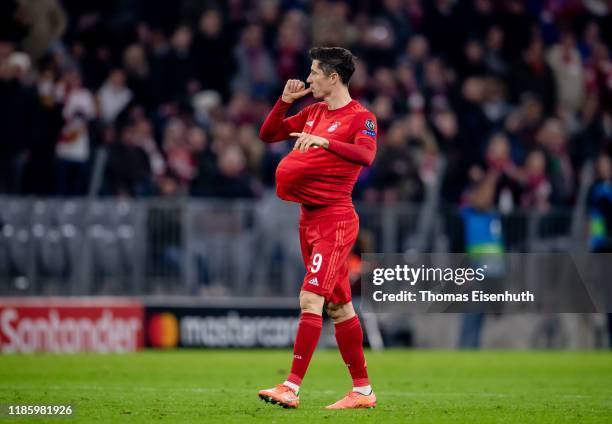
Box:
[308, 277, 319, 286]
[305, 120, 314, 127]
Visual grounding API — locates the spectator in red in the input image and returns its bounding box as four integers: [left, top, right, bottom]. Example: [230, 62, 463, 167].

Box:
[520, 149, 552, 212]
[54, 68, 95, 196]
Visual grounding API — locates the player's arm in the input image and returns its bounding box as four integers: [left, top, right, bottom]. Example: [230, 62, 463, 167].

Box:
[326, 136, 376, 166]
[290, 132, 375, 166]
[294, 113, 377, 166]
[259, 80, 312, 143]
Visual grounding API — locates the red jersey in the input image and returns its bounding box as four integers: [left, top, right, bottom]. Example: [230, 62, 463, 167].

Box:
[259, 97, 377, 207]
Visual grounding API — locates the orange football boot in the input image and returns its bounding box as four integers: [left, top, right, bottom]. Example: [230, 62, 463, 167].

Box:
[258, 384, 300, 408]
[325, 391, 377, 409]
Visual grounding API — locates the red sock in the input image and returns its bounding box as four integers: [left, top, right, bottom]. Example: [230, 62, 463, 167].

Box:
[335, 315, 370, 387]
[287, 312, 323, 386]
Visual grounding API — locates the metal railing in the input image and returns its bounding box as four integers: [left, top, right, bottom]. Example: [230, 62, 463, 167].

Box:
[0, 193, 589, 297]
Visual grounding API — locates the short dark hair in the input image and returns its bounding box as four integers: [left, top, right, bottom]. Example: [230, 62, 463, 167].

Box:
[308, 47, 356, 85]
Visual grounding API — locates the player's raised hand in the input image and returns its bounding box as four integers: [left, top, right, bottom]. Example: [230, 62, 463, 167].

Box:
[290, 132, 329, 153]
[281, 80, 312, 103]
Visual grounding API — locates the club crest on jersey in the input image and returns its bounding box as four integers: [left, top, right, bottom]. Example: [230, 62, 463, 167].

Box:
[327, 121, 341, 132]
[365, 119, 376, 131]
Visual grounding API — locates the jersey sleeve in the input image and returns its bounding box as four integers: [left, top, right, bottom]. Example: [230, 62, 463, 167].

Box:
[326, 111, 377, 166]
[259, 97, 312, 143]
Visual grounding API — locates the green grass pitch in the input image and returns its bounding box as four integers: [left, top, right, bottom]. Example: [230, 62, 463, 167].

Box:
[1, 350, 611, 423]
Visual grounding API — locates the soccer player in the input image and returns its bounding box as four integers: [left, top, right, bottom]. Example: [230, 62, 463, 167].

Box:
[257, 47, 377, 409]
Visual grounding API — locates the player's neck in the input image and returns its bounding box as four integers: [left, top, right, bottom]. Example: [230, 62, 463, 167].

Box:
[324, 88, 352, 111]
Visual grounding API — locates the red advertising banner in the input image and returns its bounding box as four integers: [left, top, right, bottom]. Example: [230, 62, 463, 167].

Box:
[0, 298, 144, 353]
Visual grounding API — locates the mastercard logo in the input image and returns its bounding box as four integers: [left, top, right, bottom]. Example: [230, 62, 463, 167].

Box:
[148, 313, 179, 348]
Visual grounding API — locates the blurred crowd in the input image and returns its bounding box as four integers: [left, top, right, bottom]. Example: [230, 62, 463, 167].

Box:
[0, 0, 612, 212]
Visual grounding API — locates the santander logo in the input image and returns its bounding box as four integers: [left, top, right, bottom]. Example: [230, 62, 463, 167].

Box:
[0, 307, 142, 353]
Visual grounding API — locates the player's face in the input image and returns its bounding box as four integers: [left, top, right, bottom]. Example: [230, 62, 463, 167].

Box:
[306, 60, 334, 98]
